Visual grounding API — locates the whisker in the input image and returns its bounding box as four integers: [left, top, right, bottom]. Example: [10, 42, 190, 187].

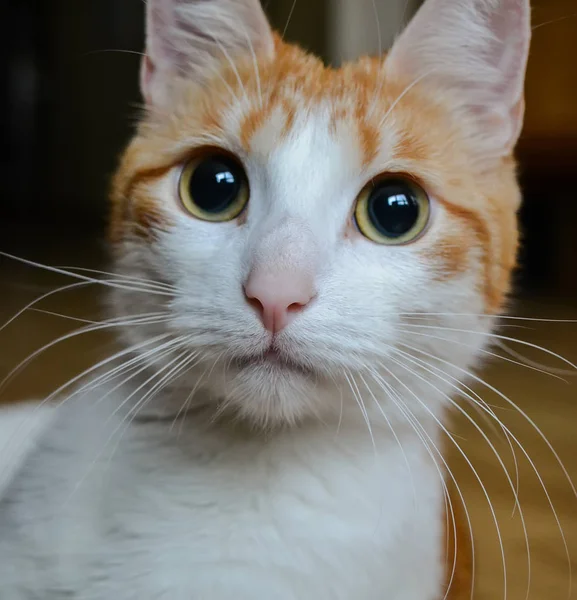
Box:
[366, 368, 476, 600]
[344, 370, 376, 453]
[406, 350, 522, 511]
[374, 362, 506, 598]
[78, 336, 189, 400]
[396, 312, 577, 323]
[63, 345, 194, 507]
[106, 349, 202, 469]
[0, 315, 173, 395]
[28, 309, 101, 325]
[0, 251, 175, 297]
[0, 334, 174, 481]
[205, 30, 249, 104]
[396, 340, 575, 598]
[532, 13, 577, 32]
[379, 68, 437, 128]
[98, 342, 193, 432]
[175, 352, 224, 435]
[56, 266, 177, 293]
[282, 0, 298, 38]
[388, 349, 531, 599]
[83, 48, 146, 58]
[367, 0, 384, 120]
[0, 281, 92, 334]
[28, 308, 169, 327]
[238, 20, 263, 108]
[358, 372, 418, 506]
[396, 322, 577, 371]
[495, 340, 577, 378]
[395, 325, 569, 382]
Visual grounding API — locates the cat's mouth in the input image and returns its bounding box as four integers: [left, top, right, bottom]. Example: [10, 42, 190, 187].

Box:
[233, 347, 315, 376]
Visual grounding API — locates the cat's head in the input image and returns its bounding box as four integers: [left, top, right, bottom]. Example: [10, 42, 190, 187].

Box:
[109, 0, 531, 428]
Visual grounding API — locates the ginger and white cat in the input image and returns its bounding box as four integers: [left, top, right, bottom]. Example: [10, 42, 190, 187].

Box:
[0, 0, 530, 598]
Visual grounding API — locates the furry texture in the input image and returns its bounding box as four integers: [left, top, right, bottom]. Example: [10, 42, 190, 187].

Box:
[0, 0, 531, 598]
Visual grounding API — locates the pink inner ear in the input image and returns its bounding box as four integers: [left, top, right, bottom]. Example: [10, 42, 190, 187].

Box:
[386, 0, 530, 156]
[485, 1, 530, 103]
[141, 0, 275, 107]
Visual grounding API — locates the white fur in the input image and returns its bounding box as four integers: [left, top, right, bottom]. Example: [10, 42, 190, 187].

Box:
[0, 0, 531, 597]
[0, 390, 445, 599]
[0, 402, 55, 497]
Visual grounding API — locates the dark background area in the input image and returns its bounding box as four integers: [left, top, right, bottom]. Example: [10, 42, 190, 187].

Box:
[0, 0, 327, 230]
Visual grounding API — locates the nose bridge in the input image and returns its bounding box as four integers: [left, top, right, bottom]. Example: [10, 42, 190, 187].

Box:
[250, 216, 318, 276]
[243, 217, 319, 334]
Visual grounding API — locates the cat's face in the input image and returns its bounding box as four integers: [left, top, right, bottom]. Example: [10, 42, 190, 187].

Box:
[109, 0, 530, 428]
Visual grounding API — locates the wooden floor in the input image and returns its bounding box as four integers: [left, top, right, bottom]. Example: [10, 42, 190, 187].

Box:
[1, 229, 576, 599]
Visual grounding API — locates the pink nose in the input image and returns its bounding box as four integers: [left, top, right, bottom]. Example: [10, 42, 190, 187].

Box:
[244, 271, 316, 334]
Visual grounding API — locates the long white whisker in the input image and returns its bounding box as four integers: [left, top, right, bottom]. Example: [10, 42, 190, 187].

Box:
[105, 349, 202, 472]
[206, 31, 249, 104]
[375, 363, 505, 598]
[237, 20, 263, 109]
[344, 370, 376, 453]
[397, 339, 575, 597]
[367, 0, 384, 120]
[495, 340, 577, 377]
[63, 346, 193, 507]
[0, 281, 92, 334]
[99, 344, 192, 430]
[398, 328, 568, 386]
[396, 323, 577, 371]
[0, 334, 174, 480]
[282, 0, 298, 38]
[395, 346, 522, 511]
[396, 312, 577, 323]
[379, 69, 437, 128]
[366, 367, 475, 600]
[396, 325, 570, 382]
[0, 252, 174, 297]
[358, 371, 417, 506]
[389, 348, 531, 600]
[78, 336, 190, 400]
[27, 309, 101, 325]
[0, 315, 173, 394]
[29, 308, 169, 326]
[176, 352, 226, 435]
[55, 266, 177, 292]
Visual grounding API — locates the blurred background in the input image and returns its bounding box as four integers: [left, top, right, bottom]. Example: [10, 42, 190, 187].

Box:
[0, 0, 576, 598]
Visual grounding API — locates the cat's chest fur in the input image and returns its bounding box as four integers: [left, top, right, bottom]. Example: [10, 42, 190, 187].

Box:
[0, 392, 445, 600]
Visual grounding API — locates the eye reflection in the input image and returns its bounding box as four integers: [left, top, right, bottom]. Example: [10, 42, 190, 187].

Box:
[179, 153, 249, 222]
[354, 176, 430, 244]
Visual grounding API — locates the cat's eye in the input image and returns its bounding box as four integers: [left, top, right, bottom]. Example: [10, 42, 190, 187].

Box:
[354, 176, 430, 244]
[179, 152, 249, 222]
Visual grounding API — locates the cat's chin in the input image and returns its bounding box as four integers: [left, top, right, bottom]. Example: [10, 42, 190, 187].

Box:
[232, 348, 316, 378]
[218, 354, 325, 428]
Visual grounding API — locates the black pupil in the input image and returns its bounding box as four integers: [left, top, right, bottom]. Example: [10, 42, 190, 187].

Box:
[189, 157, 243, 213]
[367, 180, 420, 238]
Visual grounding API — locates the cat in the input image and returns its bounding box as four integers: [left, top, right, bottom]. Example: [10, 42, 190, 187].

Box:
[0, 0, 531, 598]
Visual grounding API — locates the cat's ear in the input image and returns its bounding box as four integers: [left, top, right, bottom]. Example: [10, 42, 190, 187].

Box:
[141, 0, 275, 106]
[386, 0, 531, 158]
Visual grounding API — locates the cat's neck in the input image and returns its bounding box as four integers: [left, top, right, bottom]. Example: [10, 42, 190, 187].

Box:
[106, 373, 443, 448]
